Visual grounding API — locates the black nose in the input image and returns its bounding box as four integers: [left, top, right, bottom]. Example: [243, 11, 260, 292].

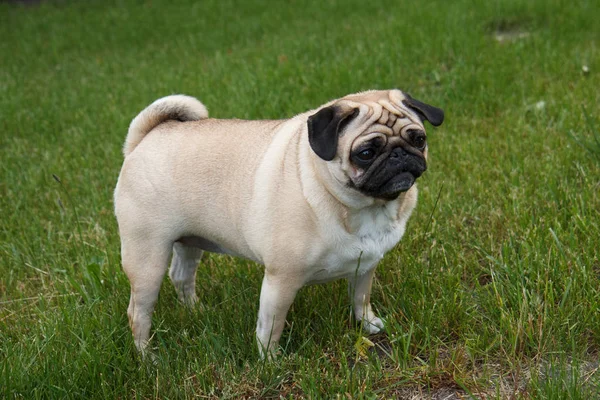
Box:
[390, 147, 408, 159]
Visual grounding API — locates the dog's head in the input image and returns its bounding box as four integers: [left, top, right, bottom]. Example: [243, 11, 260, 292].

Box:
[307, 89, 444, 201]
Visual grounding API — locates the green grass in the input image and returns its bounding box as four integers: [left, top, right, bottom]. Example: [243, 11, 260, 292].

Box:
[1, 0, 599, 398]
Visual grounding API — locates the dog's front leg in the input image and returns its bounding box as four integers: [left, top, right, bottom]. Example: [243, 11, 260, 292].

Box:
[255, 272, 302, 359]
[348, 268, 385, 334]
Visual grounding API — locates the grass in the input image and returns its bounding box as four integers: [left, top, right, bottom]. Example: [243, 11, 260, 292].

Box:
[1, 0, 599, 398]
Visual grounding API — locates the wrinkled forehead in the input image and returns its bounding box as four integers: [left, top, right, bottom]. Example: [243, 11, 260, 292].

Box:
[340, 89, 423, 135]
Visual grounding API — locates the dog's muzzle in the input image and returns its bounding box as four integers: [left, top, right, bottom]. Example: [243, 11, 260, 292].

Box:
[356, 147, 427, 200]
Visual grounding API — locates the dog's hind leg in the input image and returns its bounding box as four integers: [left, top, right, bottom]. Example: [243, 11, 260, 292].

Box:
[169, 241, 203, 306]
[121, 236, 172, 355]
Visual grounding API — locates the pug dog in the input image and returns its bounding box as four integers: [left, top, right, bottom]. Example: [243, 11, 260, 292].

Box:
[114, 89, 443, 358]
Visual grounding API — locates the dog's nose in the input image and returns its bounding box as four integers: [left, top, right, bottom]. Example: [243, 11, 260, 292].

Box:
[390, 147, 407, 159]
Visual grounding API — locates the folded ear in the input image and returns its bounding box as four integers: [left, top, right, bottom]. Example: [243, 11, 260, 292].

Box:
[307, 106, 359, 161]
[402, 93, 444, 127]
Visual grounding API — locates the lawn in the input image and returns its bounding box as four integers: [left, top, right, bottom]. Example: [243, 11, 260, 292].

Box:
[1, 0, 599, 398]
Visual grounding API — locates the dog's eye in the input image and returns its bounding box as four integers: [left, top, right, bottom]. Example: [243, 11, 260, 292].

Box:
[357, 148, 376, 161]
[413, 136, 426, 148]
[408, 131, 427, 149]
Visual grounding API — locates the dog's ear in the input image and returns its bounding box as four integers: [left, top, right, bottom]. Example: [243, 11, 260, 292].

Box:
[308, 106, 359, 161]
[402, 93, 444, 127]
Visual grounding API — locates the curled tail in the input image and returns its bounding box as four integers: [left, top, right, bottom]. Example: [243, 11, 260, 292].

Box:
[123, 95, 209, 157]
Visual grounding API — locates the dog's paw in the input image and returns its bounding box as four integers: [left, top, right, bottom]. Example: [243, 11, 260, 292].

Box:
[362, 316, 385, 335]
[257, 341, 281, 361]
[182, 293, 199, 307]
[176, 290, 199, 307]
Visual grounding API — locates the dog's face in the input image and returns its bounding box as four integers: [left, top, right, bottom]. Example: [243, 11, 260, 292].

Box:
[308, 90, 444, 201]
